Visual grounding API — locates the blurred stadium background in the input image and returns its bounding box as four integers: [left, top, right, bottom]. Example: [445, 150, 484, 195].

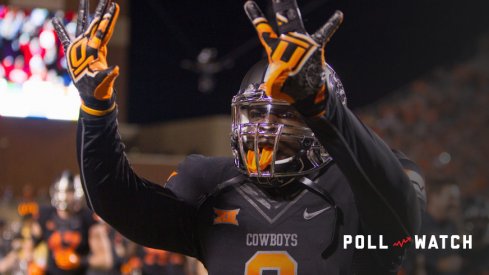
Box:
[0, 0, 489, 274]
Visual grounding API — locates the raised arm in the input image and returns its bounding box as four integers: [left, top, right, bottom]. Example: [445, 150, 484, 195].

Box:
[52, 0, 198, 256]
[244, 0, 424, 268]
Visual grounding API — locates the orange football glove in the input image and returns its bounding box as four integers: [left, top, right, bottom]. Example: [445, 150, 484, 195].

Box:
[244, 0, 343, 117]
[52, 0, 120, 116]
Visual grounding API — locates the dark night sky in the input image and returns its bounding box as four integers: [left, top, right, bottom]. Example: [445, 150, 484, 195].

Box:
[128, 0, 489, 123]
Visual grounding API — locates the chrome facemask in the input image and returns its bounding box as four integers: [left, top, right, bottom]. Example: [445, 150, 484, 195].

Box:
[231, 84, 330, 185]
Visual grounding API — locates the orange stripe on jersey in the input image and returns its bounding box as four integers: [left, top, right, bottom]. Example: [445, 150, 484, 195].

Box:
[166, 171, 178, 181]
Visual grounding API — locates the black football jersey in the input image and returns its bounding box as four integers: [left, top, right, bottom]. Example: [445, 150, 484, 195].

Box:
[163, 153, 417, 274]
[190, 178, 344, 273]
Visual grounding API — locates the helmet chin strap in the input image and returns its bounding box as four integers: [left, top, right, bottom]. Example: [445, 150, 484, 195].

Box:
[274, 156, 294, 165]
[251, 155, 306, 188]
[273, 155, 305, 176]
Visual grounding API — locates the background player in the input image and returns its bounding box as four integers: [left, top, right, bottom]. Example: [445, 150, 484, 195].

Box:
[31, 171, 114, 274]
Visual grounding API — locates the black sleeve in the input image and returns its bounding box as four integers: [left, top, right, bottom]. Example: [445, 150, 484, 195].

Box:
[303, 92, 424, 270]
[77, 109, 198, 257]
[392, 149, 426, 212]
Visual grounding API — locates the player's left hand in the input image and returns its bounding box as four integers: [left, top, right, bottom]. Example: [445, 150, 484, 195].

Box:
[244, 0, 343, 117]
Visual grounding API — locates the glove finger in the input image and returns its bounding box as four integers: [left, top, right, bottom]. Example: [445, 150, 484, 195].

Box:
[83, 0, 109, 47]
[311, 10, 343, 47]
[52, 17, 71, 52]
[87, 2, 118, 50]
[76, 0, 89, 36]
[244, 1, 266, 23]
[244, 1, 277, 53]
[100, 3, 120, 48]
[94, 0, 110, 19]
[271, 0, 306, 35]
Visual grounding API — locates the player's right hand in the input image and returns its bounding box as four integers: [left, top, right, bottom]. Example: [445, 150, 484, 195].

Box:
[52, 0, 120, 116]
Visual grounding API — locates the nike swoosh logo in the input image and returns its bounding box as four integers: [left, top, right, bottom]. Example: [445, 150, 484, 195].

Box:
[303, 206, 331, 220]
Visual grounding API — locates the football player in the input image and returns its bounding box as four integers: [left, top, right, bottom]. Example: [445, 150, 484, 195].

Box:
[31, 171, 114, 274]
[52, 0, 426, 274]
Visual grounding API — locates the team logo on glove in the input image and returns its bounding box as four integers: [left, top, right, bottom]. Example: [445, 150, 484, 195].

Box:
[245, 0, 343, 117]
[251, 16, 319, 77]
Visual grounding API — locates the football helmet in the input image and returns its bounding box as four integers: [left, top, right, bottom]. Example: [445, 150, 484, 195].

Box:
[230, 60, 345, 187]
[50, 171, 84, 212]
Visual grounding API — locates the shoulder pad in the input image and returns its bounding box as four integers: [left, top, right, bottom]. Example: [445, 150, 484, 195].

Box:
[165, 155, 239, 206]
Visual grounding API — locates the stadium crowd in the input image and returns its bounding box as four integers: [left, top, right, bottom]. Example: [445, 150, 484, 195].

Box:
[358, 35, 489, 198]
